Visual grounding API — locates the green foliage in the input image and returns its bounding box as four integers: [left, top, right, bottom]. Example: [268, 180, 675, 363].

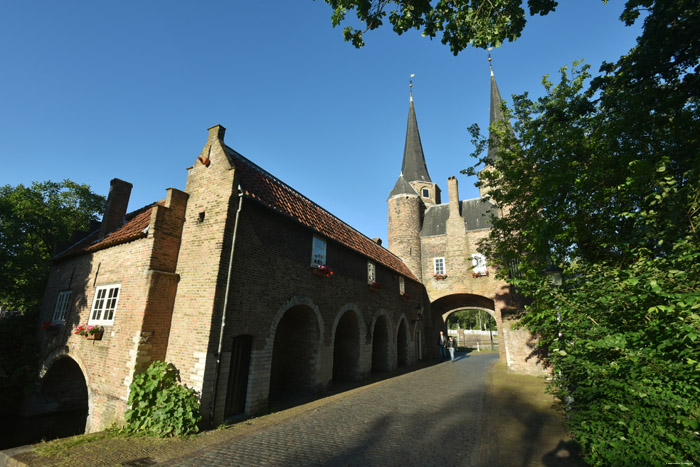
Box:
[0, 308, 39, 415]
[447, 309, 496, 330]
[463, 0, 700, 463]
[124, 361, 202, 437]
[322, 0, 559, 54]
[0, 180, 105, 311]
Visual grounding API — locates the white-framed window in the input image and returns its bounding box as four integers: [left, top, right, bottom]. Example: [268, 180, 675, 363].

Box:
[52, 290, 71, 323]
[434, 257, 446, 275]
[89, 284, 120, 325]
[399, 276, 405, 295]
[367, 261, 376, 284]
[422, 188, 429, 198]
[311, 236, 327, 266]
[472, 253, 488, 276]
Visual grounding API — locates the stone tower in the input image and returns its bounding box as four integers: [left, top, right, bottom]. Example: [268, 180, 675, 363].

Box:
[387, 92, 441, 282]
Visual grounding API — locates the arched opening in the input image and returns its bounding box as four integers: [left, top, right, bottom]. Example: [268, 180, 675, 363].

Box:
[332, 311, 361, 382]
[36, 357, 89, 439]
[269, 305, 320, 397]
[396, 319, 409, 367]
[371, 315, 390, 373]
[415, 329, 423, 361]
[225, 334, 253, 417]
[431, 293, 500, 355]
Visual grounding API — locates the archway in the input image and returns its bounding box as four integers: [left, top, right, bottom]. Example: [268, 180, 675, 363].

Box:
[431, 293, 499, 354]
[396, 318, 409, 367]
[35, 357, 89, 439]
[269, 305, 320, 396]
[332, 310, 361, 382]
[371, 315, 390, 373]
[225, 334, 252, 417]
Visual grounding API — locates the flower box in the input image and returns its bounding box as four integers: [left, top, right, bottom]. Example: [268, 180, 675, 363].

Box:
[86, 331, 104, 341]
[75, 324, 105, 340]
[400, 293, 411, 301]
[472, 270, 489, 278]
[312, 264, 334, 277]
[434, 274, 448, 281]
[368, 282, 381, 291]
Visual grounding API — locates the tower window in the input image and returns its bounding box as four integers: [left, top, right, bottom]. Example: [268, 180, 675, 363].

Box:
[422, 188, 430, 198]
[434, 257, 446, 275]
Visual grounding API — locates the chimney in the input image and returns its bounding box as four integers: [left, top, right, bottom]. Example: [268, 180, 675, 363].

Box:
[208, 124, 226, 142]
[372, 237, 383, 246]
[99, 179, 133, 238]
[448, 176, 461, 218]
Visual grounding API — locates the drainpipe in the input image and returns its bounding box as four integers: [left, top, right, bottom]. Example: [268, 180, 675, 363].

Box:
[210, 187, 244, 425]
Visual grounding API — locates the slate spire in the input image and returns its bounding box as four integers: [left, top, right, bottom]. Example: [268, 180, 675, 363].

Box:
[400, 92, 432, 183]
[487, 59, 504, 164]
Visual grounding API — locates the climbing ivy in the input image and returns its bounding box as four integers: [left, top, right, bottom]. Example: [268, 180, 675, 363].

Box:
[124, 361, 201, 437]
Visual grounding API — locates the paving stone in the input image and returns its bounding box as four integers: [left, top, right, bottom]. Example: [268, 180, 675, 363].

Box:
[166, 353, 499, 467]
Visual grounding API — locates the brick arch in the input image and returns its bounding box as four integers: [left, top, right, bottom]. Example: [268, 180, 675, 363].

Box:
[37, 349, 93, 432]
[267, 296, 324, 395]
[330, 304, 366, 344]
[368, 309, 394, 344]
[266, 296, 324, 346]
[395, 315, 411, 367]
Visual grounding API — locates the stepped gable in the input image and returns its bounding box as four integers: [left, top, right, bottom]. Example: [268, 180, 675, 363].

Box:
[54, 203, 157, 260]
[226, 146, 418, 282]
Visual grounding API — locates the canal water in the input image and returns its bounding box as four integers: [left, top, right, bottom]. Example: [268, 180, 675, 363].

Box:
[0, 408, 87, 450]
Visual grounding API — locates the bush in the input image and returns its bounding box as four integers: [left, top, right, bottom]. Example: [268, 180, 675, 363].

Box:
[124, 361, 201, 437]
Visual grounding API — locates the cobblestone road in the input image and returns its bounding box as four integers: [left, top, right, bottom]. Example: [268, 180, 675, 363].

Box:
[168, 353, 499, 467]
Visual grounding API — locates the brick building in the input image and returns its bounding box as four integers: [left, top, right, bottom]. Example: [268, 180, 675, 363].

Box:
[33, 67, 540, 434]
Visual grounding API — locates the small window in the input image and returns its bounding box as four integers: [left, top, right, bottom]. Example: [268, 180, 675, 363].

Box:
[472, 253, 488, 276]
[422, 188, 429, 198]
[367, 261, 376, 284]
[399, 276, 405, 295]
[311, 236, 327, 266]
[52, 290, 71, 323]
[89, 284, 120, 325]
[434, 257, 446, 275]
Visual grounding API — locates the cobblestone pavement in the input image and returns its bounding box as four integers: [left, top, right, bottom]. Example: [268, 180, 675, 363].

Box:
[167, 353, 499, 467]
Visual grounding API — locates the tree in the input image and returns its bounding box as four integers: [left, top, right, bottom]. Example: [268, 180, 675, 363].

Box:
[320, 1, 663, 54]
[0, 180, 106, 312]
[463, 0, 699, 463]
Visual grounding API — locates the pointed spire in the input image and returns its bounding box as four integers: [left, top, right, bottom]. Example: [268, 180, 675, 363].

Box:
[400, 86, 432, 183]
[487, 55, 504, 164]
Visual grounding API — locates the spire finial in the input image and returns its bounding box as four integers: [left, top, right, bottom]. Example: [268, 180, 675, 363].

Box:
[488, 48, 494, 77]
[409, 73, 415, 101]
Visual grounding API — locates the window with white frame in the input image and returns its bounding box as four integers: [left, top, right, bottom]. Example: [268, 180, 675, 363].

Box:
[367, 261, 376, 284]
[472, 253, 488, 276]
[399, 276, 405, 295]
[89, 284, 120, 325]
[422, 188, 429, 198]
[434, 257, 446, 275]
[311, 236, 327, 266]
[52, 290, 71, 323]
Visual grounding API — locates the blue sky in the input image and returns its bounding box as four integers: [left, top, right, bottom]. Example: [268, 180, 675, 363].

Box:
[0, 1, 643, 242]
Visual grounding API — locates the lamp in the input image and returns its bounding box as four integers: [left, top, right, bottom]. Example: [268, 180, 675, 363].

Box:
[412, 305, 424, 323]
[544, 264, 564, 288]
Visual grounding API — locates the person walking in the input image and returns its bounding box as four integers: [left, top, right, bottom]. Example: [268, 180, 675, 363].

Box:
[438, 331, 447, 362]
[447, 336, 456, 361]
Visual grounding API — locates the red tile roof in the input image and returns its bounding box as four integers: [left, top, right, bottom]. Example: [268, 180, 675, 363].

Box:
[54, 204, 155, 260]
[55, 148, 416, 282]
[227, 147, 417, 281]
